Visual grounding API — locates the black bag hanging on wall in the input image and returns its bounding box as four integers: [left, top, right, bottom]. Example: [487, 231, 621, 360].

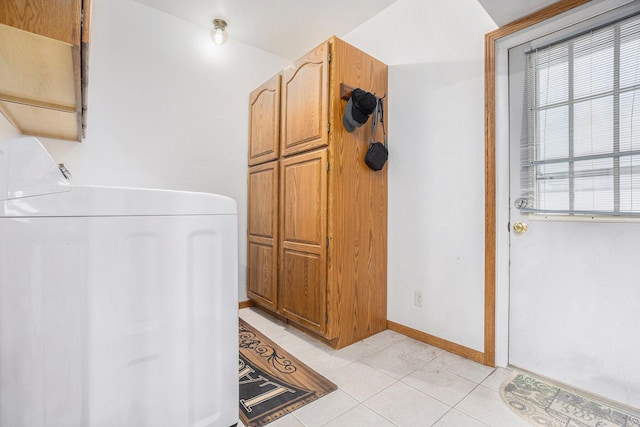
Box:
[364, 97, 388, 171]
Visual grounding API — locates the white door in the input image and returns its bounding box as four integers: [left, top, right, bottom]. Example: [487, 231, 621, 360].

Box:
[507, 15, 640, 408]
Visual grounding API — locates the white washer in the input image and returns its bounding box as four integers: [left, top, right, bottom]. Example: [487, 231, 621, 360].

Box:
[0, 137, 239, 427]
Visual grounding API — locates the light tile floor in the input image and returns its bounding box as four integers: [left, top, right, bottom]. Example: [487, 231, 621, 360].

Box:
[239, 308, 531, 427]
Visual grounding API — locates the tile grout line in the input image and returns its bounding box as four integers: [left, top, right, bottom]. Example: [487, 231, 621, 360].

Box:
[397, 365, 498, 425]
[451, 382, 496, 426]
[239, 310, 503, 426]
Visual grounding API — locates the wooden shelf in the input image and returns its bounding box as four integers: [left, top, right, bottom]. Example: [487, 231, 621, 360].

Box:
[0, 0, 90, 142]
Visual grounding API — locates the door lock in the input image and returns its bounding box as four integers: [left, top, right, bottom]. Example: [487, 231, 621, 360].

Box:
[513, 221, 528, 234]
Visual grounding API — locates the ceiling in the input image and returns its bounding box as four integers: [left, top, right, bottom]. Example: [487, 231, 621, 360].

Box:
[134, 0, 400, 59]
[134, 0, 560, 59]
[476, 0, 562, 26]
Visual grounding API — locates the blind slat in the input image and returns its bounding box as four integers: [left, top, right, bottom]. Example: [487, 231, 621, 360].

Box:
[524, 13, 640, 216]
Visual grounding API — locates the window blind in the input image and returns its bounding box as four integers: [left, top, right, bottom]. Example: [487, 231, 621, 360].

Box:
[522, 13, 640, 216]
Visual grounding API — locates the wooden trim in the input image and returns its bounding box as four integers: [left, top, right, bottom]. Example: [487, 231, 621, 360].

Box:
[18, 129, 76, 141]
[388, 320, 485, 364]
[239, 300, 255, 309]
[484, 27, 497, 367]
[486, 0, 591, 40]
[81, 40, 89, 138]
[72, 44, 82, 141]
[80, 0, 91, 138]
[0, 93, 76, 113]
[81, 0, 92, 44]
[484, 0, 591, 367]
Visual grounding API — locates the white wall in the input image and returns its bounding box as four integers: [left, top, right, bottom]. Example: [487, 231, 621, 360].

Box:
[344, 0, 497, 352]
[2, 0, 497, 354]
[38, 0, 290, 300]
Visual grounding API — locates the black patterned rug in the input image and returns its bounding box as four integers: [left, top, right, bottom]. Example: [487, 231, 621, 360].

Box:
[238, 319, 337, 426]
[500, 372, 640, 427]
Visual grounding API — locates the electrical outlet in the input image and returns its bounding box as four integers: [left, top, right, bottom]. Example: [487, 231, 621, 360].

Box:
[414, 290, 423, 307]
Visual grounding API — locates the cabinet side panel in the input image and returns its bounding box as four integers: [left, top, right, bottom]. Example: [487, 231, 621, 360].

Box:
[327, 38, 388, 348]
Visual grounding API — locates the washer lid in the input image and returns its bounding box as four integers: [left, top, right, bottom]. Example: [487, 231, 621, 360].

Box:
[0, 185, 238, 217]
[0, 136, 70, 201]
[0, 137, 237, 217]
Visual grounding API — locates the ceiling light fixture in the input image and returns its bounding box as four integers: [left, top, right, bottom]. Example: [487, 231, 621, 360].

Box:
[210, 19, 228, 45]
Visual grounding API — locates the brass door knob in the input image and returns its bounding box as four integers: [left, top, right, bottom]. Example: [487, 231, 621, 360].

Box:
[513, 221, 528, 234]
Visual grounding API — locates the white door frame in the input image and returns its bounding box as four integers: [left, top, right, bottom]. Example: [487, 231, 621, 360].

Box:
[488, 0, 636, 367]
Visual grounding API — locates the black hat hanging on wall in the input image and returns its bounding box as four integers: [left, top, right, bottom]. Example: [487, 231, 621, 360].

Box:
[342, 88, 377, 132]
[364, 96, 388, 171]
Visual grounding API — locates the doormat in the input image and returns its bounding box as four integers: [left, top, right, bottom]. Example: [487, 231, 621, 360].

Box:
[238, 319, 337, 426]
[500, 372, 640, 427]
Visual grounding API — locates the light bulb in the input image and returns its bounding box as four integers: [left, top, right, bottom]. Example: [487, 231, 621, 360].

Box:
[210, 19, 228, 45]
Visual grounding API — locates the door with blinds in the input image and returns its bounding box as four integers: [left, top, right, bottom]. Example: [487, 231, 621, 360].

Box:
[507, 9, 640, 407]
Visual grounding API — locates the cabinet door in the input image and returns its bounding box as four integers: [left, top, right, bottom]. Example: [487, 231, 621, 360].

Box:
[247, 161, 279, 310]
[281, 42, 329, 157]
[248, 74, 280, 166]
[279, 149, 328, 335]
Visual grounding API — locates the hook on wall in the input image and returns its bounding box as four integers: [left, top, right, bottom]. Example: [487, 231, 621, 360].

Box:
[340, 83, 387, 101]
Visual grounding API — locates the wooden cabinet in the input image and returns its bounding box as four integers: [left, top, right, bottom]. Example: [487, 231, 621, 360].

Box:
[247, 36, 388, 349]
[0, 0, 91, 141]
